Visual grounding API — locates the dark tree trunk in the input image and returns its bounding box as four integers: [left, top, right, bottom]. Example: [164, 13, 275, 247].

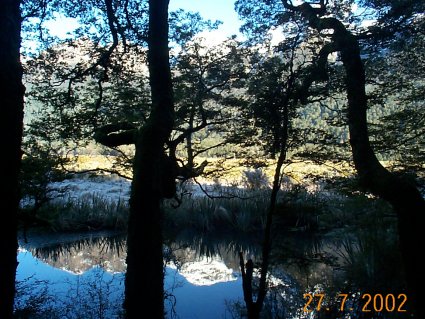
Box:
[124, 0, 174, 318]
[240, 136, 288, 319]
[240, 57, 293, 319]
[340, 29, 425, 319]
[283, 2, 425, 317]
[0, 0, 25, 318]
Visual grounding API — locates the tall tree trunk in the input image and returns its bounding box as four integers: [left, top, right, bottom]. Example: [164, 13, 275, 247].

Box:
[282, 2, 425, 316]
[124, 0, 174, 318]
[0, 0, 25, 318]
[340, 29, 425, 319]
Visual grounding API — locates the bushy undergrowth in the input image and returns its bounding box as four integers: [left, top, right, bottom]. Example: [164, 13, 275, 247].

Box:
[30, 194, 129, 231]
[20, 174, 398, 240]
[164, 189, 271, 233]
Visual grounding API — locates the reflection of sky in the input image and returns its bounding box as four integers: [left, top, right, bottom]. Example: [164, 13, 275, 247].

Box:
[18, 249, 77, 293]
[17, 249, 243, 318]
[17, 250, 125, 318]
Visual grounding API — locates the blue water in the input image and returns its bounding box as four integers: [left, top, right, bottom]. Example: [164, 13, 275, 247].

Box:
[16, 249, 244, 318]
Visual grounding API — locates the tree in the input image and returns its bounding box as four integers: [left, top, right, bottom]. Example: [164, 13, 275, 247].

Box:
[0, 0, 25, 317]
[21, 0, 170, 316]
[23, 0, 248, 316]
[238, 31, 312, 318]
[122, 0, 175, 317]
[239, 67, 294, 318]
[237, 0, 425, 316]
[169, 35, 247, 184]
[281, 2, 424, 316]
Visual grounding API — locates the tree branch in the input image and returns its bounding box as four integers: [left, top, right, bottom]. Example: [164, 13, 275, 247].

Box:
[93, 123, 137, 147]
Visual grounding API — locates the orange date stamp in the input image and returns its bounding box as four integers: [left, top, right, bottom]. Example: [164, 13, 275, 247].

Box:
[302, 293, 408, 313]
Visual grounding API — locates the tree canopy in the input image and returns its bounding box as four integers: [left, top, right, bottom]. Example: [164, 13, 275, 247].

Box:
[13, 0, 425, 317]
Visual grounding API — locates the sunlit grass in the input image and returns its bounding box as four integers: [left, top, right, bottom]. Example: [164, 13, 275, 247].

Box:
[25, 154, 402, 236]
[67, 154, 357, 185]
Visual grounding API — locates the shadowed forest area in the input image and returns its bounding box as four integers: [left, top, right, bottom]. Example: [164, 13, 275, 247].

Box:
[1, 0, 424, 318]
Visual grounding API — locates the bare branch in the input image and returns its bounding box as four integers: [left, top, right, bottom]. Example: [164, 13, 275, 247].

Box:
[192, 177, 254, 200]
[65, 167, 132, 180]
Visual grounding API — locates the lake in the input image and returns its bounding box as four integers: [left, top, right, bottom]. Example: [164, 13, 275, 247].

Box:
[16, 230, 301, 318]
[15, 223, 408, 319]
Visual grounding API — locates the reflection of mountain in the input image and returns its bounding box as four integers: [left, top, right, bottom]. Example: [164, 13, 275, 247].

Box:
[19, 231, 253, 286]
[19, 229, 333, 293]
[177, 255, 238, 286]
[19, 231, 127, 275]
[44, 246, 127, 275]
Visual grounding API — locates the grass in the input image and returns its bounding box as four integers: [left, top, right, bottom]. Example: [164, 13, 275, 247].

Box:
[22, 153, 408, 241]
[33, 193, 129, 232]
[66, 154, 357, 186]
[26, 180, 320, 234]
[22, 169, 396, 237]
[164, 188, 271, 233]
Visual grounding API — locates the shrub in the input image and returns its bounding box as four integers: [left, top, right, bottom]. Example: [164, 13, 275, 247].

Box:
[241, 168, 270, 190]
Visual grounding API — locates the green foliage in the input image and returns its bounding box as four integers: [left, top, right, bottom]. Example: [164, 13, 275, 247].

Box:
[20, 134, 71, 217]
[234, 0, 424, 175]
[169, 9, 221, 46]
[364, 22, 425, 171]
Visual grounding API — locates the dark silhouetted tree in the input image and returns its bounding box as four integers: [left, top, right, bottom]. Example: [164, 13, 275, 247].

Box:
[237, 0, 424, 316]
[0, 0, 25, 317]
[280, 2, 425, 316]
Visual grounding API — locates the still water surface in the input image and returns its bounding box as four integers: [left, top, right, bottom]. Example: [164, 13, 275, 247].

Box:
[16, 231, 266, 318]
[17, 227, 403, 318]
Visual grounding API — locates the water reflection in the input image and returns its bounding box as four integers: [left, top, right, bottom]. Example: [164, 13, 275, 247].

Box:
[19, 230, 260, 284]
[16, 231, 259, 318]
[20, 232, 127, 275]
[16, 223, 407, 319]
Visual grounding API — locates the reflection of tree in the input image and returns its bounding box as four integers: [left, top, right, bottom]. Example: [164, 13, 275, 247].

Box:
[62, 268, 124, 319]
[167, 231, 262, 272]
[22, 230, 261, 276]
[15, 269, 124, 319]
[14, 277, 58, 319]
